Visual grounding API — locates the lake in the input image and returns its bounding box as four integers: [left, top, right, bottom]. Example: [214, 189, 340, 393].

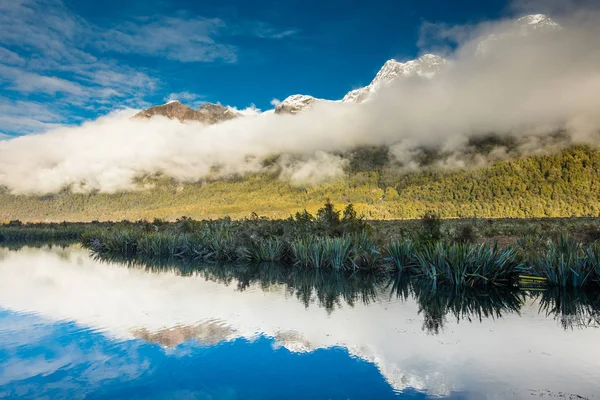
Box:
[0, 245, 599, 399]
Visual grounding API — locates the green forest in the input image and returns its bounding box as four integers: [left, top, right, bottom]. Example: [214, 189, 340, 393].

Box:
[1, 145, 599, 222]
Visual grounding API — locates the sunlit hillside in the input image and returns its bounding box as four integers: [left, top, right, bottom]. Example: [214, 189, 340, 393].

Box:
[1, 146, 599, 222]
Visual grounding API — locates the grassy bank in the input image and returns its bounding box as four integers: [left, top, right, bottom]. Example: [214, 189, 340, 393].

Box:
[3, 202, 600, 288]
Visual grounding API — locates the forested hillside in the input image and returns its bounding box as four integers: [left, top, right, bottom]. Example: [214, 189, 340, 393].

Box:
[1, 146, 599, 222]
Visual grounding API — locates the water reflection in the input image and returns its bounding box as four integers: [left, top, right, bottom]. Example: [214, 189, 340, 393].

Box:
[103, 253, 600, 333]
[535, 288, 600, 330]
[0, 245, 599, 399]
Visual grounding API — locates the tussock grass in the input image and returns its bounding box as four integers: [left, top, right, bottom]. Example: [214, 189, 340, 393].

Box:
[0, 226, 84, 242]
[5, 201, 600, 289]
[520, 235, 599, 288]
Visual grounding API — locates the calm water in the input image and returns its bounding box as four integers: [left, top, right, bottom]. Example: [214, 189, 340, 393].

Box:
[0, 245, 599, 400]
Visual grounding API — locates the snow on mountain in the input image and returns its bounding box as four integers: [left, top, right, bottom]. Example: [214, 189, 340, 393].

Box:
[134, 14, 561, 118]
[275, 54, 447, 113]
[274, 94, 331, 115]
[516, 14, 562, 32]
[477, 14, 562, 55]
[342, 54, 447, 103]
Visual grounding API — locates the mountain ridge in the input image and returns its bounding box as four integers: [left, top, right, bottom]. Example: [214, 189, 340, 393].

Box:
[133, 100, 239, 124]
[135, 14, 561, 120]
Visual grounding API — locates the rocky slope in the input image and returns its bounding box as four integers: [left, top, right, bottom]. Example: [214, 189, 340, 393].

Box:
[342, 54, 447, 104]
[134, 100, 239, 124]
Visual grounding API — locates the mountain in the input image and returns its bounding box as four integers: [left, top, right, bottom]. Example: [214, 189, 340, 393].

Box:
[132, 14, 558, 118]
[515, 14, 562, 32]
[273, 55, 447, 114]
[134, 101, 239, 124]
[342, 54, 447, 103]
[476, 14, 562, 55]
[274, 95, 334, 115]
[196, 103, 239, 124]
[273, 14, 559, 112]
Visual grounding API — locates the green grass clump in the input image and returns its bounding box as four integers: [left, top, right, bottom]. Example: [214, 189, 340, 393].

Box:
[239, 238, 287, 262]
[291, 238, 326, 268]
[291, 236, 356, 270]
[385, 239, 416, 271]
[350, 232, 382, 270]
[82, 230, 140, 257]
[521, 236, 599, 288]
[413, 242, 519, 286]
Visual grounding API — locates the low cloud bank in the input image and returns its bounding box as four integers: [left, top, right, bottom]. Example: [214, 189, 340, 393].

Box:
[1, 10, 600, 194]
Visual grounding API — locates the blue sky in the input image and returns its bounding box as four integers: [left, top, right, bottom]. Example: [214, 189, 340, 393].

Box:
[0, 0, 524, 135]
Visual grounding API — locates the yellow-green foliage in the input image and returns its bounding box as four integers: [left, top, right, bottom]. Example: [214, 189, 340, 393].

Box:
[1, 146, 600, 222]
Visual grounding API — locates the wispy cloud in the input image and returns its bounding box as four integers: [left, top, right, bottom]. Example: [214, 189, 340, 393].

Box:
[244, 22, 301, 39]
[99, 15, 238, 63]
[164, 92, 206, 108]
[0, 65, 86, 96]
[0, 0, 300, 135]
[0, 47, 25, 66]
[0, 99, 65, 135]
[0, 0, 157, 134]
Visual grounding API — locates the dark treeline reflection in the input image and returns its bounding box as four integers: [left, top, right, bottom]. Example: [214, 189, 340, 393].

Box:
[534, 288, 600, 330]
[389, 275, 525, 334]
[94, 254, 600, 333]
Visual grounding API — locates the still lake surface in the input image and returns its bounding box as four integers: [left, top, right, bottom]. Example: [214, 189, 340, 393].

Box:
[0, 245, 599, 400]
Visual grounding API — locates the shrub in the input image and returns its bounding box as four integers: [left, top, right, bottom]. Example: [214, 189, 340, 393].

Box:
[419, 211, 442, 243]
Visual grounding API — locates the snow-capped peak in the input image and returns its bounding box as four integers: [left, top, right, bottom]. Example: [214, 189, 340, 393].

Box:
[274, 94, 325, 114]
[342, 54, 447, 103]
[477, 14, 562, 55]
[373, 54, 446, 85]
[516, 14, 561, 30]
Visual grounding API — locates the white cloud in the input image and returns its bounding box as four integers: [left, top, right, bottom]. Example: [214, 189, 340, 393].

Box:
[245, 22, 300, 39]
[0, 65, 85, 96]
[0, 0, 299, 135]
[165, 92, 203, 102]
[0, 10, 599, 193]
[0, 47, 25, 66]
[164, 91, 206, 108]
[98, 16, 238, 63]
[0, 99, 65, 134]
[227, 104, 262, 116]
